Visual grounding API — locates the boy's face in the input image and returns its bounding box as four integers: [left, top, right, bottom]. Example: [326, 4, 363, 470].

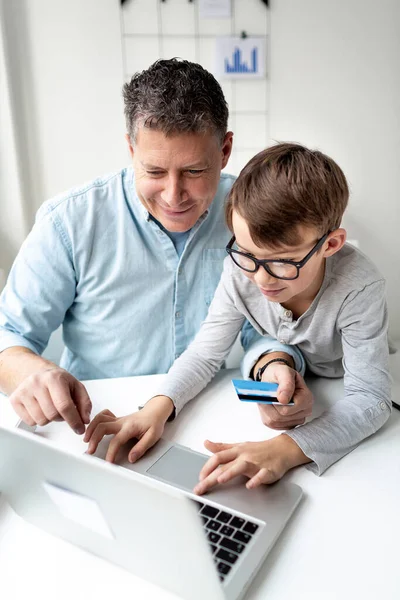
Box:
[231, 211, 345, 306]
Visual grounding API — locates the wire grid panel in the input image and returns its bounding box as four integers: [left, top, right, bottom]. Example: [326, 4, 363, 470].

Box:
[121, 0, 269, 175]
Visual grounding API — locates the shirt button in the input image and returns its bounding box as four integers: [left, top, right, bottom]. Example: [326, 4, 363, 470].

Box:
[284, 310, 292, 318]
[379, 401, 386, 410]
[279, 339, 287, 344]
[175, 311, 181, 318]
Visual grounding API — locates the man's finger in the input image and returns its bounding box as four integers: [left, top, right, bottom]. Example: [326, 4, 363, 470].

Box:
[72, 380, 92, 424]
[48, 378, 86, 434]
[22, 396, 50, 427]
[13, 401, 36, 427]
[34, 388, 61, 422]
[199, 448, 237, 481]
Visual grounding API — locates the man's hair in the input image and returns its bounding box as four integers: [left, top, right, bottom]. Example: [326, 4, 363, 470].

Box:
[225, 142, 349, 247]
[123, 58, 228, 144]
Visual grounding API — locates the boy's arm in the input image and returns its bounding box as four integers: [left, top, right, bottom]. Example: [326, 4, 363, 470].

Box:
[240, 321, 306, 377]
[284, 280, 391, 475]
[240, 324, 313, 428]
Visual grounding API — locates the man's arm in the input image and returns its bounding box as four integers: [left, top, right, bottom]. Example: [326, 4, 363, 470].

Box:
[0, 209, 91, 432]
[0, 347, 55, 396]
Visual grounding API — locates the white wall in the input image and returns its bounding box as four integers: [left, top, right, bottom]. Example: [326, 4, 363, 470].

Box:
[1, 0, 127, 226]
[1, 0, 399, 337]
[0, 0, 30, 274]
[269, 0, 400, 337]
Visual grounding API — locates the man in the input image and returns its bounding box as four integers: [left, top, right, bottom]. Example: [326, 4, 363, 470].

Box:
[0, 59, 310, 457]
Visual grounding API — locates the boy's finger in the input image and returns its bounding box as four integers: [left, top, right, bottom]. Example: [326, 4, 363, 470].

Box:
[217, 460, 251, 484]
[128, 429, 160, 463]
[84, 410, 116, 442]
[194, 465, 227, 496]
[87, 421, 120, 454]
[246, 467, 280, 489]
[204, 439, 234, 453]
[199, 448, 237, 481]
[273, 369, 296, 405]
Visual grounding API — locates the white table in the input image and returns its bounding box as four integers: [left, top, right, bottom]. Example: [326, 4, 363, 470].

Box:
[1, 356, 400, 600]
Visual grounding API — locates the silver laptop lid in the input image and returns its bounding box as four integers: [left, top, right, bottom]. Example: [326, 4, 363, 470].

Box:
[0, 425, 224, 600]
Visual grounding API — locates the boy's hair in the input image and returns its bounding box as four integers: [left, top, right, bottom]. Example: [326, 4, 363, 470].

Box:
[123, 58, 228, 145]
[225, 142, 349, 248]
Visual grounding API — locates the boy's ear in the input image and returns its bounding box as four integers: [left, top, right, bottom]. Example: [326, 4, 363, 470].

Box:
[323, 228, 347, 257]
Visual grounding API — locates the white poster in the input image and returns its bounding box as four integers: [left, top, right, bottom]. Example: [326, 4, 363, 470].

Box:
[216, 37, 266, 79]
[199, 0, 231, 19]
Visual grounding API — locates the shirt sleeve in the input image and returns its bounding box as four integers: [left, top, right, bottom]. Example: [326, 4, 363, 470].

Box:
[239, 322, 306, 378]
[0, 207, 76, 356]
[285, 280, 391, 475]
[152, 263, 246, 416]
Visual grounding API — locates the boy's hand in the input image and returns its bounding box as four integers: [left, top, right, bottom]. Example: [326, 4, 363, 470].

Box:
[84, 395, 174, 463]
[193, 435, 310, 495]
[259, 364, 313, 429]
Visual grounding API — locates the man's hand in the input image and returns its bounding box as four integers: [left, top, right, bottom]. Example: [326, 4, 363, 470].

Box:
[84, 395, 175, 463]
[9, 367, 92, 434]
[258, 363, 313, 430]
[193, 435, 310, 495]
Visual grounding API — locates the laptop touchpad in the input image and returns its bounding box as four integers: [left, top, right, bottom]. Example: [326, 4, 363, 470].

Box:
[146, 446, 209, 492]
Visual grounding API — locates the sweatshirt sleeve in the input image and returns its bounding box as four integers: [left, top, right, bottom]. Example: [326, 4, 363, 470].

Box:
[285, 280, 391, 475]
[152, 262, 246, 416]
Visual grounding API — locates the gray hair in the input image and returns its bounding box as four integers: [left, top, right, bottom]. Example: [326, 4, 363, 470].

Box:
[123, 58, 229, 145]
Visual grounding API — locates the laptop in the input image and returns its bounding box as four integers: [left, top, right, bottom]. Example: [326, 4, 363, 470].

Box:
[0, 424, 302, 600]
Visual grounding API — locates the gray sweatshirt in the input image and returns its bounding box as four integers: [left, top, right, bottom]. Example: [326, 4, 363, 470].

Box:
[154, 243, 391, 475]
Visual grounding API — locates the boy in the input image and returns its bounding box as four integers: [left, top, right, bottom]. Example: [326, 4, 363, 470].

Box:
[85, 143, 391, 493]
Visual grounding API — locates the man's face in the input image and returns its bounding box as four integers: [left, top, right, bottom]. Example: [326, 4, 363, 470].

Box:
[127, 128, 233, 232]
[231, 211, 332, 307]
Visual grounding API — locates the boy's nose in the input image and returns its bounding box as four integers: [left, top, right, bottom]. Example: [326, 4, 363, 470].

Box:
[253, 266, 278, 287]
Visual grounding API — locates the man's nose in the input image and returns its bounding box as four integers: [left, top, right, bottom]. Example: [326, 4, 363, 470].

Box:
[161, 177, 186, 207]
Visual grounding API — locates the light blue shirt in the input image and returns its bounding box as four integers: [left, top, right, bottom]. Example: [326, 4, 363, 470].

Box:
[0, 167, 303, 381]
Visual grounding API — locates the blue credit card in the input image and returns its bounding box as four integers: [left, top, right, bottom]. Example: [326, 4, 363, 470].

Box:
[231, 379, 294, 405]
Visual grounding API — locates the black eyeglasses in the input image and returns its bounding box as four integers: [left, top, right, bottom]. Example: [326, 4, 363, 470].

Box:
[226, 233, 330, 280]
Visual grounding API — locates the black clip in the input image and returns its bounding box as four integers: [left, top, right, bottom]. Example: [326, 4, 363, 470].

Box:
[240, 31, 247, 39]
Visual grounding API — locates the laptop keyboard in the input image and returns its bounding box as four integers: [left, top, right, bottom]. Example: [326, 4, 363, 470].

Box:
[193, 501, 259, 583]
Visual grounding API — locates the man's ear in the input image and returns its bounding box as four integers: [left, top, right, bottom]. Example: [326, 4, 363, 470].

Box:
[221, 132, 234, 169]
[125, 133, 134, 159]
[324, 228, 347, 257]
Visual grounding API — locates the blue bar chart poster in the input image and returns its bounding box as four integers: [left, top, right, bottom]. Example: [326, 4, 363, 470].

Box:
[215, 37, 266, 79]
